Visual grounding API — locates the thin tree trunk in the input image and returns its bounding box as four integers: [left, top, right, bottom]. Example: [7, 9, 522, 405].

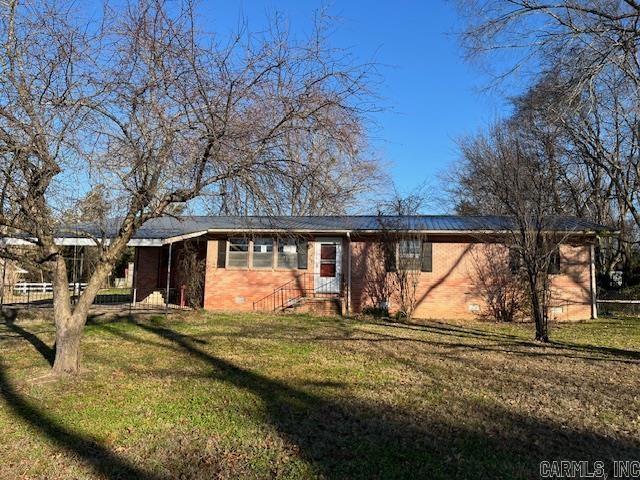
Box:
[529, 274, 549, 342]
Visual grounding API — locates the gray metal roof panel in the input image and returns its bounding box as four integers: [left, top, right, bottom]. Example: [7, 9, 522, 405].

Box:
[56, 215, 611, 240]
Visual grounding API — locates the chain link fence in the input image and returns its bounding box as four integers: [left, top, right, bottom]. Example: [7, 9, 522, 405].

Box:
[0, 283, 190, 311]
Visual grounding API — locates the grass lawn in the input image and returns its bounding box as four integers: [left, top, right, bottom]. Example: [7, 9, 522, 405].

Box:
[0, 311, 639, 479]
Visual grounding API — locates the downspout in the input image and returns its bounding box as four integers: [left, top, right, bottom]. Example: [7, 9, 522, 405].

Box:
[590, 242, 597, 319]
[131, 247, 139, 306]
[346, 232, 352, 315]
[0, 258, 6, 312]
[72, 240, 78, 301]
[165, 241, 173, 316]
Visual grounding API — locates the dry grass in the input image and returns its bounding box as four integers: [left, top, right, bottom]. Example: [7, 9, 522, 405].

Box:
[0, 309, 639, 479]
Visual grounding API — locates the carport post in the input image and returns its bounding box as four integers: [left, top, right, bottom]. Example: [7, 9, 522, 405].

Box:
[346, 231, 352, 315]
[165, 242, 173, 315]
[590, 243, 597, 319]
[0, 259, 6, 312]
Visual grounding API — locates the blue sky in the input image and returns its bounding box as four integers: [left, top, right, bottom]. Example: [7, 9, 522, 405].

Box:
[201, 0, 510, 205]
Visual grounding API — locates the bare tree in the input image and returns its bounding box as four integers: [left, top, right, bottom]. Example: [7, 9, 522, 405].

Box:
[176, 241, 205, 308]
[511, 73, 637, 281]
[470, 243, 529, 323]
[0, 0, 376, 375]
[456, 0, 639, 279]
[213, 120, 385, 215]
[377, 226, 423, 320]
[457, 0, 640, 95]
[456, 120, 570, 341]
[374, 184, 431, 320]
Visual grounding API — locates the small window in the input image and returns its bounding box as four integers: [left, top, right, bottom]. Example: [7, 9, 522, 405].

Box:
[320, 244, 337, 277]
[277, 238, 298, 269]
[548, 248, 561, 275]
[253, 237, 274, 268]
[508, 247, 521, 274]
[398, 239, 421, 270]
[228, 237, 249, 268]
[216, 240, 227, 268]
[384, 243, 396, 272]
[420, 241, 432, 272]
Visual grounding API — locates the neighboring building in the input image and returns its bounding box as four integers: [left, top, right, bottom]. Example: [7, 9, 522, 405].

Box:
[115, 215, 603, 321]
[0, 259, 27, 286]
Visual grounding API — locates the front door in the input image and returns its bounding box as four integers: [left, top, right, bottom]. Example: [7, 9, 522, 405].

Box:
[314, 238, 342, 294]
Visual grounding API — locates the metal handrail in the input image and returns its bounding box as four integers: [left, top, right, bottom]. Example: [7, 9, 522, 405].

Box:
[255, 274, 307, 304]
[252, 274, 304, 309]
[253, 272, 343, 312]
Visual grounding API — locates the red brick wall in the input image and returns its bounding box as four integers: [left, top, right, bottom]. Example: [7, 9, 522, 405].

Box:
[349, 237, 594, 321]
[133, 240, 207, 305]
[137, 234, 594, 321]
[203, 238, 316, 311]
[133, 246, 160, 302]
[548, 243, 593, 321]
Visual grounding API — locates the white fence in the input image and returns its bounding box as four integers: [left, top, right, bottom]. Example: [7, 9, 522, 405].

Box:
[1, 284, 188, 311]
[12, 282, 87, 294]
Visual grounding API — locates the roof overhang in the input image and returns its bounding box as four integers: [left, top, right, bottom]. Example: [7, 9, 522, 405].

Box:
[0, 227, 603, 248]
[205, 228, 602, 236]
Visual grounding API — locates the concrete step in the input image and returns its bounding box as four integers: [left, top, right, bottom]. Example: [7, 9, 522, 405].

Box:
[140, 290, 165, 305]
[284, 297, 343, 316]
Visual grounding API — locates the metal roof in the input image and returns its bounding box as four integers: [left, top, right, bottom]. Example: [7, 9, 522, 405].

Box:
[57, 215, 610, 242]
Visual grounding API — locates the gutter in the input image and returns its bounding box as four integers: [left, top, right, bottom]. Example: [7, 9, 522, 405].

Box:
[0, 227, 608, 248]
[203, 228, 604, 236]
[346, 232, 352, 316]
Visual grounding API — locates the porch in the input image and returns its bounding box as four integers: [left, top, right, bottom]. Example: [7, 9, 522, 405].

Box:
[133, 237, 207, 309]
[203, 235, 349, 315]
[252, 272, 346, 315]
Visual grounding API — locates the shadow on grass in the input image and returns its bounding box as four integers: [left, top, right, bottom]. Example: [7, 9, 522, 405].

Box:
[0, 362, 163, 479]
[0, 310, 164, 479]
[2, 314, 640, 478]
[161, 315, 640, 365]
[380, 320, 640, 363]
[126, 319, 639, 479]
[0, 308, 54, 366]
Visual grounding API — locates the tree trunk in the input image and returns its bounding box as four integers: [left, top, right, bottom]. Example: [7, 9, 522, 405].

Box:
[50, 254, 78, 374]
[50, 256, 113, 375]
[52, 319, 83, 374]
[528, 274, 549, 342]
[532, 301, 549, 342]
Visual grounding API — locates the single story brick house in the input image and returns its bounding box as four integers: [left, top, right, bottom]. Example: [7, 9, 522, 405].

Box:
[114, 215, 604, 321]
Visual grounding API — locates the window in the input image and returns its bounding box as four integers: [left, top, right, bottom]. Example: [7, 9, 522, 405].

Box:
[227, 237, 249, 268]
[277, 238, 298, 269]
[216, 240, 226, 268]
[508, 247, 521, 274]
[384, 243, 396, 272]
[385, 240, 432, 272]
[320, 244, 337, 277]
[398, 239, 421, 271]
[253, 237, 274, 268]
[548, 248, 561, 275]
[420, 241, 432, 272]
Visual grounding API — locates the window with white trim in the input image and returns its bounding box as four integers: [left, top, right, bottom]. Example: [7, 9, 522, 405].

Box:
[385, 240, 432, 272]
[253, 237, 274, 268]
[398, 239, 421, 271]
[227, 237, 249, 268]
[277, 238, 298, 269]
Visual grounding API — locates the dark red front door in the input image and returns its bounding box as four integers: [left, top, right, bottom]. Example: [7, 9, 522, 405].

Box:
[315, 240, 341, 294]
[320, 244, 337, 277]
